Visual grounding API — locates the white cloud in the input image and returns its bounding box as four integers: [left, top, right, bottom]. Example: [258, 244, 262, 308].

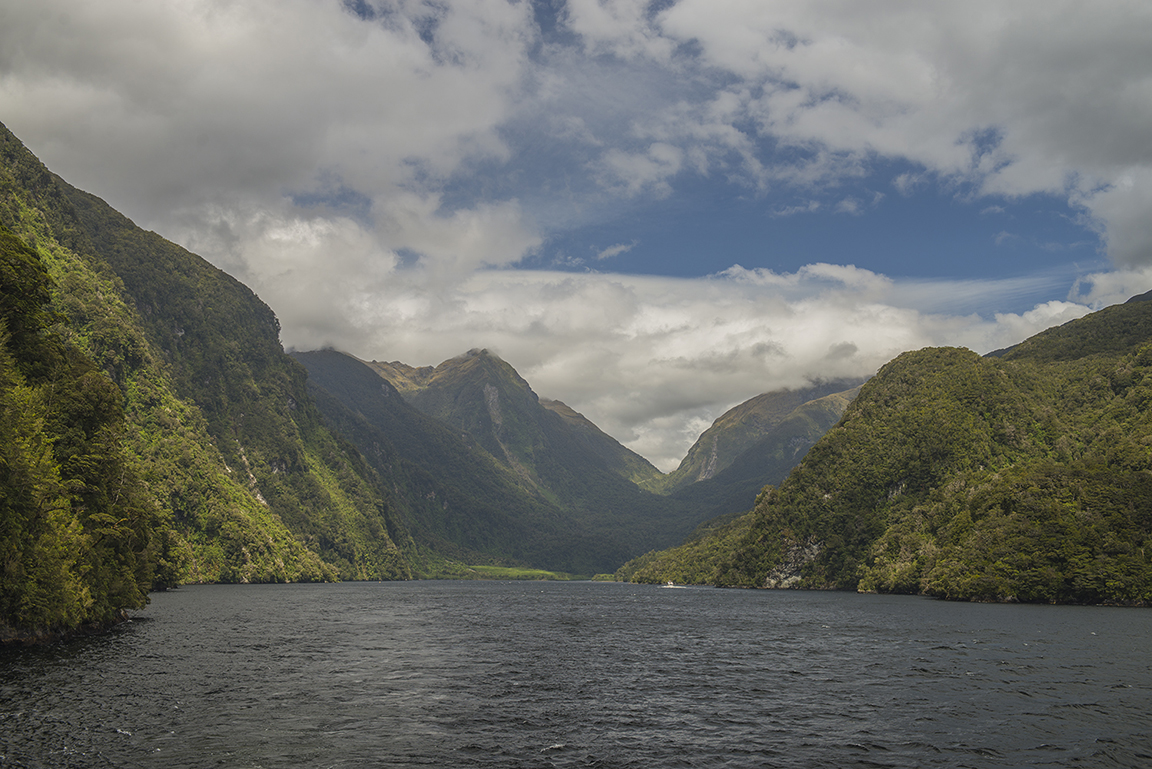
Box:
[596, 142, 684, 197]
[771, 200, 821, 217]
[262, 258, 1113, 471]
[7, 0, 1150, 265]
[0, 0, 535, 254]
[1079, 169, 1152, 268]
[596, 240, 638, 260]
[565, 0, 677, 61]
[1070, 266, 1152, 308]
[4, 0, 1152, 471]
[582, 0, 1152, 259]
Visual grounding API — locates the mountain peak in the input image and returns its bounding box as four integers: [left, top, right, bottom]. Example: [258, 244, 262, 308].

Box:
[368, 348, 533, 402]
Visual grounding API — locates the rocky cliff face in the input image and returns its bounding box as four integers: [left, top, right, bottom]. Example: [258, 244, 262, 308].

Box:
[762, 537, 822, 589]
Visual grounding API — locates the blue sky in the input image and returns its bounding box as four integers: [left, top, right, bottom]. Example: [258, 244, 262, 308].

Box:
[532, 175, 1101, 288]
[3, 0, 1151, 468]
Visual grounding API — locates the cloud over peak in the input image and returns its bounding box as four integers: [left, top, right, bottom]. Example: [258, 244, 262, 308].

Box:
[4, 0, 1152, 467]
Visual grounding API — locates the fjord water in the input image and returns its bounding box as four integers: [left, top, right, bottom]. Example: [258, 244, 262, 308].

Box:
[2, 582, 1149, 768]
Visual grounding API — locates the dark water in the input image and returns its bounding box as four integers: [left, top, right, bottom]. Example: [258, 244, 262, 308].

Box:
[1, 582, 1150, 768]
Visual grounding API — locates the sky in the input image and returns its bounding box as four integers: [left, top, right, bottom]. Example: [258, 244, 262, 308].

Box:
[3, 0, 1152, 470]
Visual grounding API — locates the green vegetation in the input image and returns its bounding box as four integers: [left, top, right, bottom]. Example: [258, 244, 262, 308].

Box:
[667, 387, 860, 519]
[617, 508, 757, 585]
[539, 397, 664, 489]
[59, 181, 411, 582]
[306, 348, 731, 574]
[0, 223, 165, 638]
[1, 119, 420, 640]
[445, 564, 578, 581]
[297, 349, 648, 575]
[623, 320, 1152, 604]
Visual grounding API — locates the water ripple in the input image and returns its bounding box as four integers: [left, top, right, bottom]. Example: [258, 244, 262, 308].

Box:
[2, 583, 1150, 768]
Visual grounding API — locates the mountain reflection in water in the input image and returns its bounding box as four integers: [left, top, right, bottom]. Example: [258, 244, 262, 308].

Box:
[1, 581, 1149, 768]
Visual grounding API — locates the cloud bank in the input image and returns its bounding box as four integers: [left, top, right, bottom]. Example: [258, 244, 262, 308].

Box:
[3, 0, 1152, 468]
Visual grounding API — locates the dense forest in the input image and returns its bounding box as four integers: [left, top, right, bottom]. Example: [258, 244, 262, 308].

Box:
[620, 301, 1152, 604]
[0, 121, 414, 641]
[0, 223, 167, 639]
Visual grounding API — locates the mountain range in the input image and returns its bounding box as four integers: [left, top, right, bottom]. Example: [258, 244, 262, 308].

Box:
[292, 347, 859, 575]
[0, 119, 855, 638]
[6, 113, 1150, 643]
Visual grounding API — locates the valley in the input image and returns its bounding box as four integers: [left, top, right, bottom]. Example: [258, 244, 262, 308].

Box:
[2, 115, 1151, 643]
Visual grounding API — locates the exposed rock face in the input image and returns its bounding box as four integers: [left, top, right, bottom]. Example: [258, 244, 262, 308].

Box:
[483, 383, 503, 431]
[697, 439, 719, 482]
[762, 537, 822, 588]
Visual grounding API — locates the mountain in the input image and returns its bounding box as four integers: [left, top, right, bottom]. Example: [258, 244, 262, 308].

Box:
[357, 350, 869, 571]
[61, 181, 413, 581]
[653, 379, 865, 495]
[296, 348, 710, 574]
[367, 350, 664, 491]
[293, 348, 618, 573]
[1, 119, 415, 639]
[367, 350, 860, 524]
[619, 301, 1152, 604]
[668, 385, 862, 519]
[538, 398, 664, 489]
[0, 116, 863, 623]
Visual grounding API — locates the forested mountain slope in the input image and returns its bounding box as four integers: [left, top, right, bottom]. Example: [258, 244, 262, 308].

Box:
[537, 397, 664, 489]
[297, 349, 710, 574]
[294, 349, 614, 573]
[668, 386, 862, 520]
[57, 181, 411, 582]
[367, 349, 860, 534]
[0, 223, 168, 639]
[353, 349, 871, 572]
[368, 349, 665, 495]
[0, 119, 411, 641]
[621, 301, 1152, 604]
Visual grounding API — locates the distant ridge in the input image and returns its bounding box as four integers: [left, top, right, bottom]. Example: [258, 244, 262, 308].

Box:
[653, 379, 866, 495]
[1127, 289, 1152, 303]
[669, 385, 862, 520]
[302, 346, 871, 573]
